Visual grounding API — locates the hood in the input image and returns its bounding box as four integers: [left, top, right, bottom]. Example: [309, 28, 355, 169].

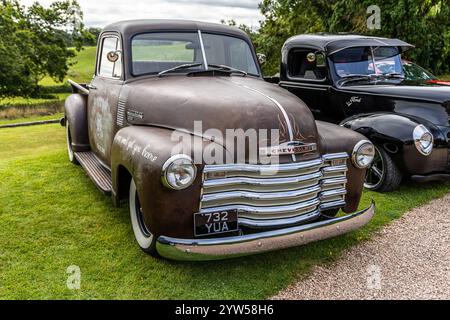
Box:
[340, 82, 450, 126]
[124, 75, 320, 161]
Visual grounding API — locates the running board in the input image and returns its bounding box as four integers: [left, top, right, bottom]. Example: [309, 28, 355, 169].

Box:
[74, 152, 112, 195]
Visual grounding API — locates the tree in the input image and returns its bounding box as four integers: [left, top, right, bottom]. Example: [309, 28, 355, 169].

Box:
[0, 0, 86, 97]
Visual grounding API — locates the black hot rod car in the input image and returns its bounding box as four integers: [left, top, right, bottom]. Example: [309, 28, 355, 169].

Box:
[274, 34, 450, 192]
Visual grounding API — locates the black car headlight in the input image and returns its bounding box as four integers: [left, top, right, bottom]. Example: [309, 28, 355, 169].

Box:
[413, 125, 433, 156]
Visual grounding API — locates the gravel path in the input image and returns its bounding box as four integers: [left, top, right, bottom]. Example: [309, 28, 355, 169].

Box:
[273, 193, 450, 300]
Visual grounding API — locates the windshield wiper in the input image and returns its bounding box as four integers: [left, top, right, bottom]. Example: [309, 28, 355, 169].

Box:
[207, 64, 247, 76]
[158, 63, 203, 77]
[338, 74, 376, 85]
[382, 72, 405, 79]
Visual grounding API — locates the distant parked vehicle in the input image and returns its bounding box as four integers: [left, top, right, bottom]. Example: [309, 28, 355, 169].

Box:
[402, 60, 450, 86]
[273, 34, 450, 192]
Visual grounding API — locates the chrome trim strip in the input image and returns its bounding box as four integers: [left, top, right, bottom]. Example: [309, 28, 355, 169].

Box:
[321, 177, 347, 186]
[156, 202, 375, 261]
[320, 188, 347, 199]
[322, 165, 348, 173]
[203, 158, 323, 173]
[239, 210, 320, 228]
[203, 171, 323, 188]
[320, 200, 347, 211]
[322, 153, 349, 161]
[200, 197, 320, 215]
[198, 30, 208, 71]
[202, 185, 321, 203]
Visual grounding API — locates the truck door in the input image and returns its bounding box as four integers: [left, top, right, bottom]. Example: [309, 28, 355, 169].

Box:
[280, 48, 333, 121]
[87, 34, 123, 166]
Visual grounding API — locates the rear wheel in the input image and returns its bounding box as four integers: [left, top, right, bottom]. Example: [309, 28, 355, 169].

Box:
[129, 178, 158, 256]
[364, 146, 402, 192]
[66, 122, 79, 165]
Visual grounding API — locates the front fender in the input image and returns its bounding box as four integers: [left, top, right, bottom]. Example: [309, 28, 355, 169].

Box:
[341, 113, 448, 175]
[316, 121, 368, 213]
[111, 126, 228, 239]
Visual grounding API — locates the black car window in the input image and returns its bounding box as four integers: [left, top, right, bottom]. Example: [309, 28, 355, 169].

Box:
[288, 49, 327, 80]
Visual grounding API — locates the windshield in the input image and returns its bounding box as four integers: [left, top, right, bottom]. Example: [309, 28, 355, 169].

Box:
[331, 46, 403, 78]
[131, 32, 259, 76]
[403, 62, 436, 81]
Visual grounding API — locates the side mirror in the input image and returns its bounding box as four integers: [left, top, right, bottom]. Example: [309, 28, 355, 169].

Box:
[107, 50, 122, 62]
[257, 53, 267, 66]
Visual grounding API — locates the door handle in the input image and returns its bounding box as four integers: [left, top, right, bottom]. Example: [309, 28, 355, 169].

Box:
[87, 84, 97, 90]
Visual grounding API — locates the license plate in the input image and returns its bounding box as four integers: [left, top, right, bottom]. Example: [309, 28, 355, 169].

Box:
[194, 210, 238, 237]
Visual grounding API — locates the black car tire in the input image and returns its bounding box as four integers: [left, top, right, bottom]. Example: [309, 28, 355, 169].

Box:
[129, 178, 158, 257]
[364, 146, 402, 192]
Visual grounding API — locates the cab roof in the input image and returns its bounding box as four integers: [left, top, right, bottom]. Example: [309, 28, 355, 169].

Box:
[283, 33, 414, 55]
[103, 19, 249, 40]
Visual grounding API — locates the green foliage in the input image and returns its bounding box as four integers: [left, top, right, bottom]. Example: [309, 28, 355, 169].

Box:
[0, 0, 86, 97]
[256, 0, 450, 76]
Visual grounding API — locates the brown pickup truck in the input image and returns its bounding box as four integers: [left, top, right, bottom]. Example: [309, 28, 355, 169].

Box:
[63, 20, 375, 261]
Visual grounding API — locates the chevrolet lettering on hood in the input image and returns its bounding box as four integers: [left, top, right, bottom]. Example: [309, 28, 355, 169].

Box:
[260, 141, 317, 156]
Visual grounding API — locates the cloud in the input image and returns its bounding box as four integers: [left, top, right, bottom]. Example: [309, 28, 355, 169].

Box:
[19, 0, 263, 28]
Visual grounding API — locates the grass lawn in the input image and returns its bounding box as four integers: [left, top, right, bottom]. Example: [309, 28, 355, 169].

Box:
[440, 74, 450, 81]
[0, 124, 449, 299]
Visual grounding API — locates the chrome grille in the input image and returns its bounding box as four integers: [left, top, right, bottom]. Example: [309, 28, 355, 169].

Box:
[200, 153, 349, 229]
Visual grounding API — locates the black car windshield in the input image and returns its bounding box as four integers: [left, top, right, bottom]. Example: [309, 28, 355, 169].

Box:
[403, 62, 436, 81]
[330, 46, 403, 79]
[131, 32, 259, 76]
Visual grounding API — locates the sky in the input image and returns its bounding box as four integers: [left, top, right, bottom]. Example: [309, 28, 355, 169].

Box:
[19, 0, 264, 29]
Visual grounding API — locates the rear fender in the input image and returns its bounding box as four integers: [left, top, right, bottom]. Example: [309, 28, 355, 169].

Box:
[64, 93, 90, 152]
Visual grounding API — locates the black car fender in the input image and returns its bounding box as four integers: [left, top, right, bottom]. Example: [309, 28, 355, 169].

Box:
[340, 113, 448, 174]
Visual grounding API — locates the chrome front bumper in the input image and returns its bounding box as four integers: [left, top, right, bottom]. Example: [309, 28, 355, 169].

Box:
[156, 202, 375, 261]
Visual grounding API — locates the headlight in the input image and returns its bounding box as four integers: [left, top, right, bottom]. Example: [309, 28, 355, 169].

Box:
[413, 125, 433, 156]
[352, 140, 375, 169]
[161, 154, 197, 190]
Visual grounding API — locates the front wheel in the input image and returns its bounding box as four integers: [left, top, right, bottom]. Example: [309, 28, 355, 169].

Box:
[364, 146, 402, 192]
[129, 178, 158, 256]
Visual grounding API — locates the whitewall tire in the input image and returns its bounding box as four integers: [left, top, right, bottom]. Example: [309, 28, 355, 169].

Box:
[129, 178, 157, 255]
